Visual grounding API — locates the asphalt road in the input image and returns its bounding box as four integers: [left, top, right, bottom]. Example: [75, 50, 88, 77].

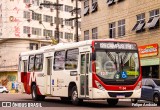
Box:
[0, 93, 159, 110]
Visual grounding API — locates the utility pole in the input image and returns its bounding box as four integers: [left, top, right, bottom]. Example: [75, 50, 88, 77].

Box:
[75, 0, 79, 42]
[56, 0, 59, 43]
[66, 0, 81, 42]
[40, 0, 63, 43]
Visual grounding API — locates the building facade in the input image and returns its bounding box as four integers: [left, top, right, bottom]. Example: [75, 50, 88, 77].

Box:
[81, 0, 160, 79]
[0, 0, 81, 91]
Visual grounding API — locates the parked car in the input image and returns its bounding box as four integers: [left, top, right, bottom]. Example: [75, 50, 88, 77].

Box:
[131, 78, 160, 105]
[0, 86, 9, 93]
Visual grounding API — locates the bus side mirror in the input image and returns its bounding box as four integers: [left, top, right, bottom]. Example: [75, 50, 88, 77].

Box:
[92, 53, 96, 61]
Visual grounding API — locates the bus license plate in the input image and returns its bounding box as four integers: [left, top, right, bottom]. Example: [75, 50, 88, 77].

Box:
[116, 94, 125, 98]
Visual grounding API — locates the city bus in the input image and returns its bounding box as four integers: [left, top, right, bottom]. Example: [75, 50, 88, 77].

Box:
[18, 39, 142, 106]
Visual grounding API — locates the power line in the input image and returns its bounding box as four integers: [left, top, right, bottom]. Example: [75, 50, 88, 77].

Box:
[40, 0, 63, 43]
[66, 0, 81, 42]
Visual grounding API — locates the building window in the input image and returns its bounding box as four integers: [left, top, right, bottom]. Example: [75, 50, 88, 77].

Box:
[32, 0, 40, 6]
[23, 11, 30, 19]
[132, 13, 145, 32]
[78, 8, 81, 15]
[84, 0, 89, 16]
[147, 9, 159, 29]
[43, 0, 53, 8]
[65, 20, 73, 26]
[23, 26, 30, 34]
[54, 50, 65, 70]
[118, 19, 125, 37]
[41, 44, 47, 47]
[51, 5, 63, 11]
[32, 12, 42, 21]
[43, 29, 52, 37]
[65, 32, 73, 40]
[107, 0, 115, 6]
[84, 30, 89, 40]
[32, 27, 41, 36]
[91, 0, 98, 13]
[43, 15, 53, 23]
[54, 17, 63, 25]
[74, 21, 81, 28]
[65, 5, 73, 12]
[59, 32, 63, 38]
[84, 0, 89, 8]
[35, 54, 43, 71]
[30, 43, 38, 50]
[24, 0, 30, 4]
[78, 21, 81, 28]
[65, 49, 79, 70]
[109, 22, 116, 38]
[92, 27, 98, 39]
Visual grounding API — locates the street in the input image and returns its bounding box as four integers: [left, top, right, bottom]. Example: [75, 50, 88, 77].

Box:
[0, 93, 159, 110]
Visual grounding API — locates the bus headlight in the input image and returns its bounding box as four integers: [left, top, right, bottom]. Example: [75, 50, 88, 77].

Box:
[95, 81, 105, 91]
[134, 81, 141, 90]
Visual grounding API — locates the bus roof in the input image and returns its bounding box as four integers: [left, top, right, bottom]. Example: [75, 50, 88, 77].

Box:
[20, 39, 135, 56]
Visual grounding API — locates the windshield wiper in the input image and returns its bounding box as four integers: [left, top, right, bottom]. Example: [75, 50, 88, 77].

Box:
[107, 52, 117, 70]
[120, 55, 124, 71]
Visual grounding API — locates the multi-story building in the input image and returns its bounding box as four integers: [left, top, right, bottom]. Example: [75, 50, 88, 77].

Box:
[81, 0, 160, 79]
[0, 0, 81, 90]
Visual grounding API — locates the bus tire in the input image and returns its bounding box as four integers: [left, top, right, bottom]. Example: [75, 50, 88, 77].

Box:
[107, 99, 118, 106]
[31, 85, 45, 101]
[71, 86, 81, 105]
[31, 85, 38, 101]
[131, 98, 138, 103]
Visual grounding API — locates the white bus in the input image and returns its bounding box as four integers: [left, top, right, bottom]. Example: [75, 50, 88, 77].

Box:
[18, 39, 142, 106]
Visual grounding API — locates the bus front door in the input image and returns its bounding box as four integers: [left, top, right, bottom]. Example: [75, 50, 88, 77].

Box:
[46, 57, 52, 95]
[80, 52, 90, 98]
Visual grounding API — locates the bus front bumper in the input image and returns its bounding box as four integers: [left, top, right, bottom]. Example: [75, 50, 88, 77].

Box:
[91, 88, 141, 99]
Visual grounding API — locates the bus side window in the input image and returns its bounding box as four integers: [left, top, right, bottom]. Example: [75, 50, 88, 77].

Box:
[35, 54, 43, 71]
[28, 55, 35, 72]
[65, 48, 79, 70]
[23, 60, 27, 73]
[18, 57, 21, 72]
[20, 60, 27, 73]
[54, 50, 65, 70]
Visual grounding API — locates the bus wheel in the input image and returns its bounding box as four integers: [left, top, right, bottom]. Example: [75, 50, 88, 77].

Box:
[107, 99, 118, 106]
[32, 85, 38, 101]
[31, 85, 45, 101]
[131, 98, 138, 103]
[71, 86, 81, 105]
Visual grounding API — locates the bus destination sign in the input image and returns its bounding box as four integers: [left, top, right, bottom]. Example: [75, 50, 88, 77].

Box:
[94, 42, 137, 50]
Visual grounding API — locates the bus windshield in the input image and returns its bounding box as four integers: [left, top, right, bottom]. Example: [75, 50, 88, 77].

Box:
[95, 50, 139, 80]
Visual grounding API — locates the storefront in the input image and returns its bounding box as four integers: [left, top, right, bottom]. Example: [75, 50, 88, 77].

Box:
[139, 44, 160, 78]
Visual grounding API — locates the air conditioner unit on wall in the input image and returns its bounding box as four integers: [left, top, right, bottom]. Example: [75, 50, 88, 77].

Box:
[27, 34, 31, 37]
[39, 6, 43, 9]
[27, 19, 31, 22]
[50, 8, 53, 12]
[39, 21, 42, 24]
[50, 23, 54, 26]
